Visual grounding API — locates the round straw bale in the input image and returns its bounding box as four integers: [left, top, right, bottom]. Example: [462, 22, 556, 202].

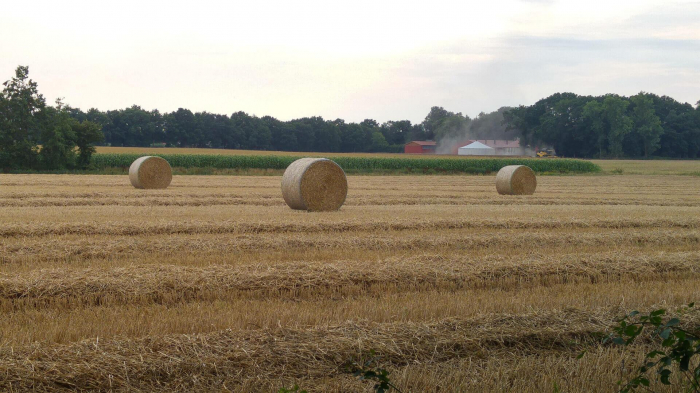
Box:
[495, 165, 536, 195]
[281, 158, 347, 211]
[129, 156, 172, 189]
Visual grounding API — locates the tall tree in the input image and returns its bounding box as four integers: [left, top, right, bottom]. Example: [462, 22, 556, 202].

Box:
[340, 123, 368, 152]
[583, 100, 606, 157]
[85, 108, 111, 145]
[0, 66, 45, 170]
[369, 131, 389, 152]
[72, 120, 104, 167]
[289, 119, 316, 151]
[380, 120, 414, 145]
[40, 100, 76, 169]
[165, 108, 197, 147]
[421, 106, 451, 140]
[630, 93, 664, 157]
[434, 113, 470, 141]
[317, 119, 341, 152]
[602, 96, 633, 158]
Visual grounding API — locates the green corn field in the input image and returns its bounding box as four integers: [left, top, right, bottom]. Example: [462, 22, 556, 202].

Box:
[92, 153, 600, 174]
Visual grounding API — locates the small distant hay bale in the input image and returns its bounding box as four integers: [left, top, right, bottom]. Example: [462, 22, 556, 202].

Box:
[496, 165, 536, 195]
[281, 158, 348, 211]
[129, 156, 172, 189]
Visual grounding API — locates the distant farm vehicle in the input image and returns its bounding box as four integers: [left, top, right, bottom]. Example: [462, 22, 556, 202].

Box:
[536, 149, 557, 158]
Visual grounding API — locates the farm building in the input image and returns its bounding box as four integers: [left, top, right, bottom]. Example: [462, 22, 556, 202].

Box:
[457, 141, 496, 156]
[405, 141, 437, 154]
[485, 139, 526, 155]
[449, 139, 534, 156]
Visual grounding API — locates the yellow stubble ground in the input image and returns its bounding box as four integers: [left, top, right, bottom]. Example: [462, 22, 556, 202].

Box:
[1, 173, 700, 392]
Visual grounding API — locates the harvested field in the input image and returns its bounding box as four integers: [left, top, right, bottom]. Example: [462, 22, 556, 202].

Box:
[1, 173, 700, 392]
[591, 159, 700, 175]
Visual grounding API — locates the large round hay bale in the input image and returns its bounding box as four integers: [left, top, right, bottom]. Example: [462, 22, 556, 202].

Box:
[129, 156, 172, 189]
[496, 165, 536, 195]
[281, 158, 347, 211]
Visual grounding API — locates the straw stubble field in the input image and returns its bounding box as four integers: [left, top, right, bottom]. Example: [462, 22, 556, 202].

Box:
[2, 173, 700, 392]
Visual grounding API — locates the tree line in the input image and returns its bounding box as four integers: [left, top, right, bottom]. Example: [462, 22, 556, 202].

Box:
[3, 65, 700, 172]
[504, 92, 700, 158]
[65, 91, 700, 159]
[0, 66, 104, 171]
[68, 106, 416, 153]
[66, 99, 515, 154]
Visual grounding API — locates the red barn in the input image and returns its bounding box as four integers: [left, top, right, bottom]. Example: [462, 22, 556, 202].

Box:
[405, 141, 437, 154]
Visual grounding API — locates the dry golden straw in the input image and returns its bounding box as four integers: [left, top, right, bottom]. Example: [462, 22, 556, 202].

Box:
[129, 156, 173, 189]
[281, 158, 348, 211]
[3, 173, 700, 392]
[496, 165, 537, 195]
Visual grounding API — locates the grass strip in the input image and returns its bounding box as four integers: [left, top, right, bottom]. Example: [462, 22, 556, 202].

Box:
[90, 154, 600, 174]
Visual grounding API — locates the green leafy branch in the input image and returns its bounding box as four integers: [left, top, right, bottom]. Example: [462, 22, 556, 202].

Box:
[279, 350, 402, 393]
[344, 350, 403, 393]
[601, 303, 700, 392]
[278, 385, 307, 393]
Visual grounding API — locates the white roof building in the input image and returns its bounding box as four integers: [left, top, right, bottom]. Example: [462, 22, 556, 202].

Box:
[458, 141, 496, 156]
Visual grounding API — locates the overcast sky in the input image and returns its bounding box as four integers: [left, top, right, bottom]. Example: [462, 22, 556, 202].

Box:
[2, 0, 698, 123]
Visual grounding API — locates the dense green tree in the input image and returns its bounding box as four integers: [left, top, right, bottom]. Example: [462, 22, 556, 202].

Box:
[248, 117, 272, 150]
[263, 116, 297, 151]
[340, 123, 369, 152]
[630, 93, 664, 157]
[66, 105, 87, 122]
[421, 106, 452, 140]
[602, 96, 633, 157]
[0, 66, 45, 170]
[316, 120, 341, 152]
[193, 112, 217, 147]
[380, 120, 413, 145]
[369, 131, 389, 152]
[534, 94, 589, 157]
[103, 109, 126, 146]
[289, 119, 315, 151]
[40, 100, 76, 169]
[654, 96, 700, 158]
[165, 108, 196, 147]
[117, 105, 160, 146]
[503, 105, 543, 147]
[659, 109, 700, 158]
[434, 113, 470, 141]
[228, 111, 271, 150]
[582, 100, 606, 157]
[503, 93, 579, 148]
[72, 120, 104, 167]
[503, 92, 700, 158]
[420, 106, 471, 141]
[0, 66, 104, 171]
[205, 113, 235, 149]
[85, 108, 111, 135]
[360, 119, 380, 130]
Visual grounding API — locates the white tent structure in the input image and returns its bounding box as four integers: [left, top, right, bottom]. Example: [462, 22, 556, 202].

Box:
[458, 141, 496, 156]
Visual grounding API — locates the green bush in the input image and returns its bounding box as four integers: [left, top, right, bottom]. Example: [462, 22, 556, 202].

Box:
[582, 303, 700, 392]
